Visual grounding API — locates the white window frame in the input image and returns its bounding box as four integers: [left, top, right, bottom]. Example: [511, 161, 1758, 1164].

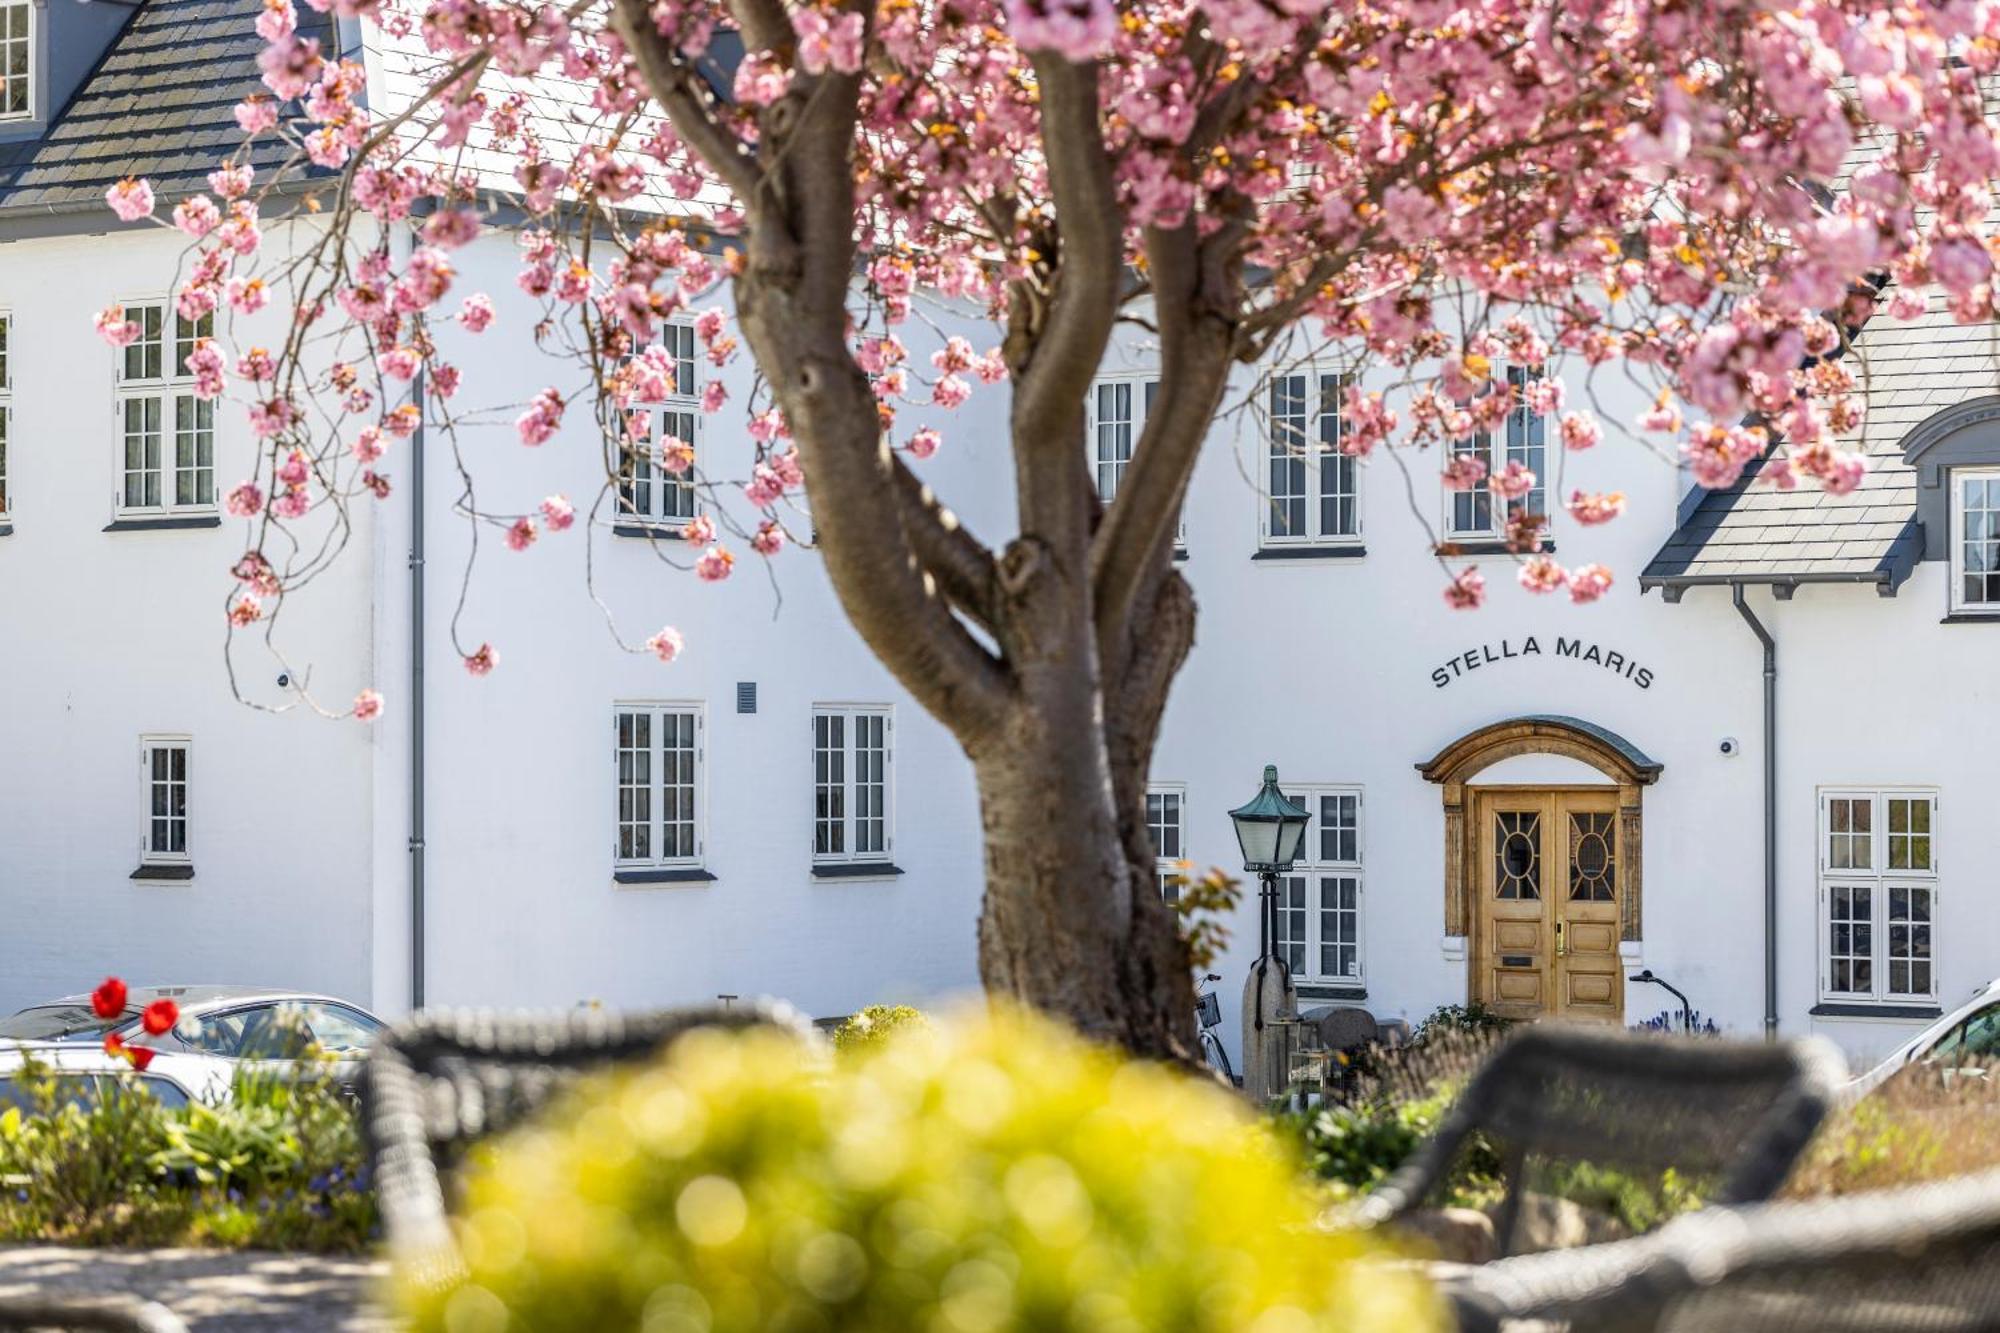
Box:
[139, 735, 191, 867]
[1444, 365, 1545, 541]
[811, 703, 894, 866]
[114, 299, 215, 518]
[1272, 784, 1366, 985]
[617, 321, 702, 531]
[1086, 374, 1185, 549]
[1948, 465, 2000, 614]
[1146, 782, 1186, 903]
[1817, 787, 1939, 1005]
[613, 701, 706, 871]
[0, 1, 32, 122]
[0, 307, 11, 518]
[1261, 371, 1361, 549]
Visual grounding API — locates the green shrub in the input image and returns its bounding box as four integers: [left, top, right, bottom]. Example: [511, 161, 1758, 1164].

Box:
[1409, 1003, 1512, 1048]
[0, 1054, 374, 1251]
[1786, 1069, 2000, 1199]
[402, 1005, 1440, 1333]
[829, 1004, 928, 1056]
[1285, 1087, 1502, 1207]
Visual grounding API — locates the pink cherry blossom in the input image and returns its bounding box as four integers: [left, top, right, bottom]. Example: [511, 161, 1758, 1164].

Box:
[227, 277, 270, 315]
[1518, 556, 1568, 594]
[273, 486, 309, 519]
[505, 517, 538, 551]
[225, 482, 265, 518]
[751, 520, 786, 556]
[1004, 0, 1118, 60]
[793, 8, 865, 74]
[516, 388, 564, 445]
[105, 178, 155, 222]
[540, 495, 575, 531]
[209, 164, 254, 200]
[173, 196, 221, 237]
[378, 346, 422, 381]
[1558, 412, 1602, 451]
[1443, 566, 1487, 611]
[351, 427, 386, 464]
[646, 627, 684, 663]
[234, 98, 278, 135]
[1566, 491, 1627, 525]
[94, 306, 140, 347]
[1441, 454, 1488, 490]
[353, 689, 384, 722]
[907, 427, 942, 460]
[695, 546, 735, 582]
[683, 514, 717, 545]
[1568, 564, 1615, 605]
[459, 293, 496, 333]
[1490, 460, 1537, 501]
[464, 643, 497, 676]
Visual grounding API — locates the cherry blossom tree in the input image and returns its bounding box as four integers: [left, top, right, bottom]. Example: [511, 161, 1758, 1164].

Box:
[99, 0, 2000, 1055]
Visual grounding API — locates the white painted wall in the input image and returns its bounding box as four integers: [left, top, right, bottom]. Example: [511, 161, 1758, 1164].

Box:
[0, 227, 378, 1015]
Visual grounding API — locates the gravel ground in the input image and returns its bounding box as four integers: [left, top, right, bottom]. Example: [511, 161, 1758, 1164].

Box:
[0, 1246, 397, 1331]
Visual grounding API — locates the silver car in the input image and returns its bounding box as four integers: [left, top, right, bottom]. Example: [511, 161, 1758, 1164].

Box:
[0, 985, 383, 1070]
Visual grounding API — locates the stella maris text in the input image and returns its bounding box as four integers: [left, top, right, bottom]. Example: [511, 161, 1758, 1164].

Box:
[1431, 636, 1655, 690]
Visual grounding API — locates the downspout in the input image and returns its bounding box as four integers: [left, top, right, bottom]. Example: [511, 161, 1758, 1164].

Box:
[1731, 584, 1776, 1040]
[409, 363, 427, 1010]
[391, 220, 428, 1011]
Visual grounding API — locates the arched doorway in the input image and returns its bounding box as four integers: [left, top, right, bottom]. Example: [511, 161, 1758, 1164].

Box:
[1417, 716, 1662, 1022]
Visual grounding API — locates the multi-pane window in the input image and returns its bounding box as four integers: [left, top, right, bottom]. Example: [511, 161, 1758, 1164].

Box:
[1820, 790, 1938, 1003]
[140, 737, 190, 865]
[614, 703, 703, 869]
[1272, 785, 1365, 983]
[813, 705, 892, 864]
[1087, 376, 1184, 547]
[0, 310, 10, 517]
[0, 1, 29, 120]
[618, 323, 700, 528]
[115, 303, 214, 516]
[1446, 365, 1545, 540]
[1263, 373, 1359, 547]
[1949, 467, 2000, 612]
[1146, 783, 1185, 903]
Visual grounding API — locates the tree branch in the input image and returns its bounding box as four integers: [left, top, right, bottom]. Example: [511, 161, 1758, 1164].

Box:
[891, 458, 1002, 633]
[609, 0, 765, 207]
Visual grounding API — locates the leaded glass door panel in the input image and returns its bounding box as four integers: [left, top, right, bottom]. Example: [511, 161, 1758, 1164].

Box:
[1474, 791, 1554, 1020]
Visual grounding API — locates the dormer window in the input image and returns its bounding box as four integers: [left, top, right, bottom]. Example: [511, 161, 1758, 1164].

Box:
[1950, 466, 2000, 614]
[0, 1, 30, 120]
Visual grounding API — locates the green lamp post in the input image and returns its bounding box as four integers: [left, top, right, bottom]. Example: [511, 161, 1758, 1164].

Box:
[1228, 765, 1312, 961]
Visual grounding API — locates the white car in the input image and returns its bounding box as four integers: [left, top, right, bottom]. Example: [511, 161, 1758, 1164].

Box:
[1847, 977, 2000, 1097]
[0, 1041, 234, 1110]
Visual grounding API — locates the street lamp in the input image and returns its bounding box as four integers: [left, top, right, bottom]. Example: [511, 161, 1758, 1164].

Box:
[1229, 764, 1312, 963]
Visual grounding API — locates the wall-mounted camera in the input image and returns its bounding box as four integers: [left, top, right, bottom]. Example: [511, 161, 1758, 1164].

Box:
[1718, 736, 1740, 757]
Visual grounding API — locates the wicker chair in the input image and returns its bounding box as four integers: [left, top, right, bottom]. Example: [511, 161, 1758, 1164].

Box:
[363, 1002, 814, 1292]
[1438, 1165, 2000, 1332]
[1352, 1024, 1846, 1257]
[0, 1295, 187, 1333]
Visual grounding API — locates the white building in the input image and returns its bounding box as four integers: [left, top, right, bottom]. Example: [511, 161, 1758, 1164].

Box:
[0, 1, 1991, 1066]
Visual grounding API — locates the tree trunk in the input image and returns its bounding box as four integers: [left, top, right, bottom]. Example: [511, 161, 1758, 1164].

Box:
[972, 671, 1196, 1061]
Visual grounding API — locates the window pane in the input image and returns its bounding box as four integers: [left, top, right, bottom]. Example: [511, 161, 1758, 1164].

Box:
[1268, 376, 1307, 537]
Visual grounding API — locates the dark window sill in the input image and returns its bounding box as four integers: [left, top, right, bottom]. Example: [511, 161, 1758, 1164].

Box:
[1251, 545, 1366, 562]
[0, 522, 12, 537]
[131, 864, 195, 881]
[812, 862, 904, 881]
[1809, 1002, 1942, 1020]
[613, 867, 716, 885]
[1172, 547, 1189, 564]
[1438, 539, 1555, 557]
[104, 515, 221, 533]
[613, 523, 690, 540]
[1940, 612, 2000, 625]
[1296, 985, 1368, 1002]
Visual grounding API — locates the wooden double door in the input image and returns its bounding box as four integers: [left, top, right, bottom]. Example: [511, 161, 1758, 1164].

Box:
[1472, 787, 1624, 1023]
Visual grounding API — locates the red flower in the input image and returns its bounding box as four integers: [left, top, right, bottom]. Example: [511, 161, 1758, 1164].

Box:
[103, 1032, 126, 1058]
[127, 1046, 156, 1071]
[91, 977, 128, 1020]
[141, 999, 179, 1036]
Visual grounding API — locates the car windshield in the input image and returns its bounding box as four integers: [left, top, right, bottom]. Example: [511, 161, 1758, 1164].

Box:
[0, 1006, 131, 1043]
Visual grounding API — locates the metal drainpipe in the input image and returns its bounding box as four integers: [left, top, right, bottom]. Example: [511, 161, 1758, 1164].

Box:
[393, 222, 428, 1012]
[1732, 584, 1777, 1040]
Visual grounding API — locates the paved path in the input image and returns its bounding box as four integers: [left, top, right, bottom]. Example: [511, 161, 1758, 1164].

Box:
[0, 1246, 397, 1331]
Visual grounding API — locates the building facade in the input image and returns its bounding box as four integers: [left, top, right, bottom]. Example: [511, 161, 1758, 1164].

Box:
[1, 0, 1992, 1067]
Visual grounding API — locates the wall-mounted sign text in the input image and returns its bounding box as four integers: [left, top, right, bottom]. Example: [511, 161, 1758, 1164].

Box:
[1431, 636, 1654, 690]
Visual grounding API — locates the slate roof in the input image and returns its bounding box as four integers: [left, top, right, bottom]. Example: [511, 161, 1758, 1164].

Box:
[1638, 299, 1999, 594]
[0, 0, 332, 214]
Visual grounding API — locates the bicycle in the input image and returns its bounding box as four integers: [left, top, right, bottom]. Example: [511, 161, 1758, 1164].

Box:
[1195, 973, 1237, 1086]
